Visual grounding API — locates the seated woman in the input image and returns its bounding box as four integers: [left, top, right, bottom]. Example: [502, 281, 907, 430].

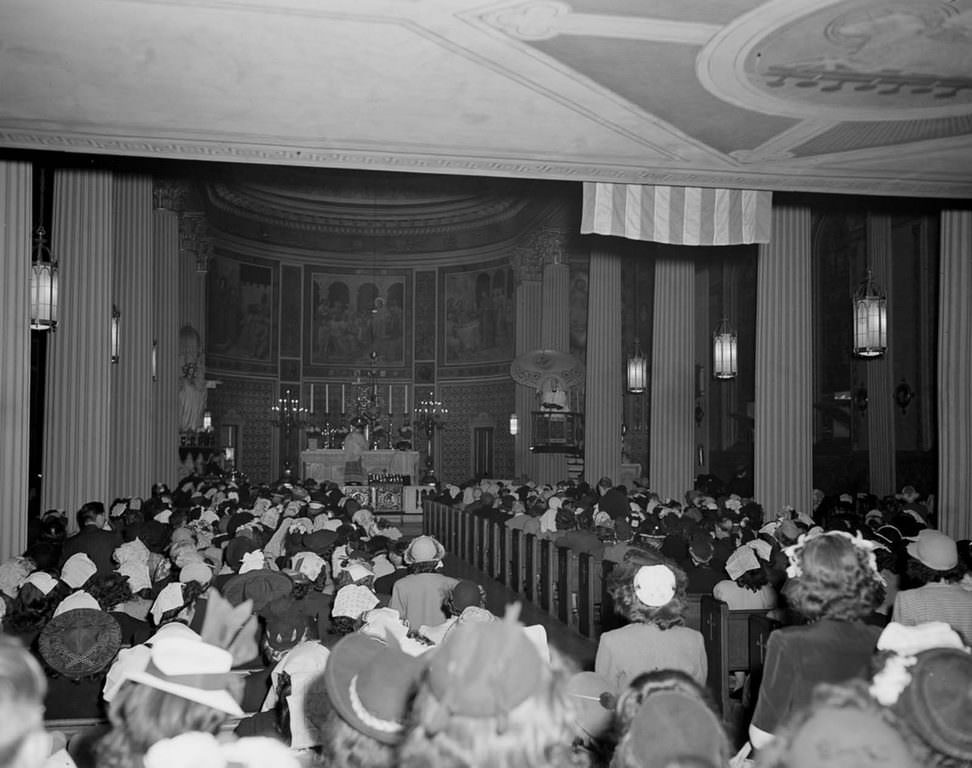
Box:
[594, 548, 707, 692]
[748, 531, 885, 750]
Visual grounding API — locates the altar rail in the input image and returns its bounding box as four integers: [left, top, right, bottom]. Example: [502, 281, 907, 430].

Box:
[423, 501, 779, 714]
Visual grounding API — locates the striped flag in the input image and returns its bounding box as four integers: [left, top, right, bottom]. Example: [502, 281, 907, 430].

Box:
[581, 183, 772, 246]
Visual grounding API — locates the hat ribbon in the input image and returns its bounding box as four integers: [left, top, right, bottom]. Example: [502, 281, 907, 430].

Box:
[348, 674, 403, 734]
[144, 661, 243, 691]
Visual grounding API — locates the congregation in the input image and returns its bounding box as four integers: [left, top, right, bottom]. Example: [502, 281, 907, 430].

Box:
[0, 470, 970, 768]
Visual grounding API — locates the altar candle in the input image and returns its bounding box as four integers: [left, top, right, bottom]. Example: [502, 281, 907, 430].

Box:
[404, 384, 409, 415]
[309, 384, 314, 414]
[325, 384, 329, 413]
[341, 384, 345, 413]
[388, 384, 393, 415]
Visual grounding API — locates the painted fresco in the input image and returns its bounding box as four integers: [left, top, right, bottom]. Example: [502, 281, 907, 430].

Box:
[207, 253, 276, 364]
[309, 270, 407, 365]
[442, 263, 514, 365]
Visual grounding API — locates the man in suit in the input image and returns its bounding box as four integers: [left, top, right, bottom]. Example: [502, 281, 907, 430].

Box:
[59, 501, 123, 576]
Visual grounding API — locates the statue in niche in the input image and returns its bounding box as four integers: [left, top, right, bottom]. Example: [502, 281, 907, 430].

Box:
[537, 374, 570, 411]
[179, 325, 207, 433]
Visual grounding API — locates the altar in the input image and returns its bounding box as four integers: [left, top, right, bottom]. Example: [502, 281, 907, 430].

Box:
[300, 449, 421, 485]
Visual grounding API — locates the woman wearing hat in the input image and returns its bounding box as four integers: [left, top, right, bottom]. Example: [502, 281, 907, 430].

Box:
[95, 636, 245, 767]
[388, 536, 457, 630]
[892, 529, 972, 641]
[595, 548, 707, 692]
[749, 531, 885, 750]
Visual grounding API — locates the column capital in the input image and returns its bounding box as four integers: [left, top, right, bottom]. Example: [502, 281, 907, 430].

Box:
[179, 212, 214, 273]
[153, 179, 192, 212]
[512, 245, 543, 283]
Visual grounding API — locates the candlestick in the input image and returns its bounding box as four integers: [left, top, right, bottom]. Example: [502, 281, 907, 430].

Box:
[309, 384, 314, 415]
[388, 384, 393, 415]
[341, 384, 345, 414]
[404, 384, 409, 416]
[325, 384, 329, 414]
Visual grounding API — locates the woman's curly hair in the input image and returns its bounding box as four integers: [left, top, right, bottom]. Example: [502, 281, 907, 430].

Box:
[905, 556, 967, 586]
[87, 572, 134, 611]
[607, 548, 688, 629]
[782, 534, 885, 621]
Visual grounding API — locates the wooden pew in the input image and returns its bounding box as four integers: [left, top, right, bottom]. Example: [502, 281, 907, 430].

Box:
[509, 529, 522, 593]
[524, 533, 537, 602]
[576, 552, 596, 638]
[699, 595, 775, 717]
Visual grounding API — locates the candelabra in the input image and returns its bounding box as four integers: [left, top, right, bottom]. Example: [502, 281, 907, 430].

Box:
[413, 398, 448, 483]
[271, 388, 309, 438]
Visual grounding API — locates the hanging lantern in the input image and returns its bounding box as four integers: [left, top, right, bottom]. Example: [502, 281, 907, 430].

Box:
[712, 317, 737, 380]
[29, 226, 59, 331]
[626, 340, 647, 393]
[509, 412, 518, 436]
[853, 269, 887, 358]
[110, 305, 120, 364]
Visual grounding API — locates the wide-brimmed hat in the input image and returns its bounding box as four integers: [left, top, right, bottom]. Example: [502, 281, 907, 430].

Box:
[222, 569, 293, 613]
[404, 535, 445, 565]
[323, 632, 427, 744]
[906, 530, 958, 571]
[39, 608, 122, 680]
[425, 604, 544, 722]
[127, 636, 245, 717]
[896, 647, 972, 761]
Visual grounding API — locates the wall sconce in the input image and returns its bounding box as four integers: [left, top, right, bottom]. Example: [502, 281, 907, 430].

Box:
[110, 305, 120, 364]
[894, 378, 915, 414]
[626, 339, 647, 393]
[509, 413, 518, 436]
[151, 339, 158, 381]
[853, 268, 887, 358]
[30, 226, 59, 331]
[712, 317, 737, 380]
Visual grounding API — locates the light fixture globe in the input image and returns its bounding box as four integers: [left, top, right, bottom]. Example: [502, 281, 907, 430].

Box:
[712, 317, 737, 380]
[853, 269, 887, 358]
[626, 340, 647, 393]
[29, 227, 59, 331]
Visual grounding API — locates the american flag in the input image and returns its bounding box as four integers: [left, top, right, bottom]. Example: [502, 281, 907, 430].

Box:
[581, 183, 772, 246]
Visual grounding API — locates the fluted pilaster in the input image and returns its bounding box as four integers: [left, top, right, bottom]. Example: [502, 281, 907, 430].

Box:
[938, 210, 972, 540]
[109, 176, 155, 497]
[153, 209, 182, 484]
[585, 250, 622, 485]
[0, 162, 32, 559]
[514, 277, 542, 479]
[866, 214, 895, 496]
[43, 170, 115, 523]
[537, 260, 570, 482]
[649, 256, 695, 499]
[755, 206, 813, 515]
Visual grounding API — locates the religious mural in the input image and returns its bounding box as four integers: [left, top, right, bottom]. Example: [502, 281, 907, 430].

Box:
[308, 269, 407, 365]
[441, 262, 514, 365]
[207, 253, 277, 368]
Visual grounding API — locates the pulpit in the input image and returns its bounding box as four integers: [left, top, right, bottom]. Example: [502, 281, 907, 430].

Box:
[300, 449, 420, 485]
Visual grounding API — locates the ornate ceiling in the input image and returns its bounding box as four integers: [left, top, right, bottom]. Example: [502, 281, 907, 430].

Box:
[1, 0, 971, 198]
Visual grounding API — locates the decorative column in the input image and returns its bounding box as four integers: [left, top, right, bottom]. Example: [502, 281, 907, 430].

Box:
[585, 248, 623, 486]
[109, 176, 155, 497]
[152, 183, 184, 483]
[0, 161, 32, 559]
[538, 228, 570, 483]
[42, 170, 115, 522]
[179, 211, 210, 343]
[866, 214, 895, 496]
[938, 210, 972, 540]
[649, 254, 695, 500]
[755, 206, 813, 516]
[513, 247, 543, 480]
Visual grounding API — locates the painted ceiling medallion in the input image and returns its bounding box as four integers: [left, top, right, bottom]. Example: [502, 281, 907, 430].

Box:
[699, 0, 972, 121]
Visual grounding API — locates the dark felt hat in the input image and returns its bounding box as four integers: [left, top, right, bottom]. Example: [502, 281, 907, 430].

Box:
[222, 569, 294, 613]
[323, 632, 427, 745]
[39, 608, 122, 680]
[896, 647, 972, 761]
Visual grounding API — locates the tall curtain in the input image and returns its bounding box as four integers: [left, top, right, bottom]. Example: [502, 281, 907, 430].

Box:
[0, 161, 32, 559]
[938, 210, 972, 539]
[754, 206, 813, 516]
